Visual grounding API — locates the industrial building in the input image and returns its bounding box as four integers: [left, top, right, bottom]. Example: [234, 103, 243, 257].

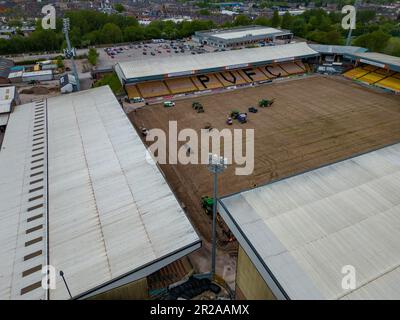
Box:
[22, 70, 53, 82]
[0, 86, 19, 130]
[0, 86, 201, 300]
[192, 26, 293, 48]
[0, 58, 13, 84]
[218, 143, 400, 300]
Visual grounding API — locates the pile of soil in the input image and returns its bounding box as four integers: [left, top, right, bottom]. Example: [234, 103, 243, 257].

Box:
[20, 86, 50, 95]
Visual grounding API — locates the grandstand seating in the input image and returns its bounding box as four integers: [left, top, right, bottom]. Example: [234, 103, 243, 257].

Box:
[165, 77, 198, 94]
[261, 64, 288, 78]
[137, 81, 171, 98]
[295, 61, 307, 71]
[125, 60, 311, 99]
[375, 76, 400, 92]
[343, 67, 370, 79]
[191, 74, 223, 90]
[237, 67, 269, 82]
[216, 71, 248, 86]
[362, 65, 378, 72]
[358, 72, 386, 84]
[393, 73, 400, 80]
[126, 85, 141, 98]
[279, 61, 305, 75]
[374, 68, 394, 76]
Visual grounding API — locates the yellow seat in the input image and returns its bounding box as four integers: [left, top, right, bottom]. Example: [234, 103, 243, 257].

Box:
[260, 64, 288, 78]
[191, 74, 223, 90]
[295, 61, 307, 71]
[165, 77, 197, 94]
[279, 62, 305, 75]
[125, 85, 141, 98]
[375, 77, 400, 92]
[216, 71, 248, 86]
[358, 72, 385, 84]
[343, 67, 369, 79]
[137, 81, 171, 98]
[236, 67, 269, 82]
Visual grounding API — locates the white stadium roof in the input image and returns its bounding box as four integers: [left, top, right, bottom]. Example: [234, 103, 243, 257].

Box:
[115, 42, 318, 82]
[219, 143, 400, 300]
[0, 86, 200, 300]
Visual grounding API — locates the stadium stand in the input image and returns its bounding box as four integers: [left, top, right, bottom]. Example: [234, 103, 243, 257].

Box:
[343, 67, 369, 79]
[260, 64, 288, 78]
[358, 72, 386, 84]
[279, 61, 305, 75]
[295, 61, 307, 71]
[137, 81, 171, 98]
[375, 68, 394, 76]
[237, 67, 270, 82]
[375, 76, 400, 92]
[362, 65, 378, 72]
[216, 70, 248, 86]
[165, 77, 198, 94]
[126, 85, 142, 98]
[191, 74, 223, 90]
[393, 73, 400, 79]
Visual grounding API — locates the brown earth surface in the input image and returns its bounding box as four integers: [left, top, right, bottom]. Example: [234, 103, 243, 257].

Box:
[128, 75, 400, 249]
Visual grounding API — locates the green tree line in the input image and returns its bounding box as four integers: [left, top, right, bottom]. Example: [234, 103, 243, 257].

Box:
[1, 9, 399, 57]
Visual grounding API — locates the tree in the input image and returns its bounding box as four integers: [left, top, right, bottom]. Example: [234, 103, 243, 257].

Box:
[114, 4, 125, 13]
[281, 12, 292, 30]
[271, 11, 281, 28]
[291, 18, 306, 37]
[254, 16, 271, 27]
[233, 14, 252, 26]
[124, 25, 144, 42]
[88, 48, 99, 66]
[101, 23, 123, 44]
[354, 30, 390, 52]
[384, 37, 400, 57]
[325, 30, 342, 45]
[56, 56, 64, 69]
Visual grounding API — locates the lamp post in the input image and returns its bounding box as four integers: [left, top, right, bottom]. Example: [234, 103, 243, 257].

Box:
[62, 18, 80, 91]
[207, 154, 227, 279]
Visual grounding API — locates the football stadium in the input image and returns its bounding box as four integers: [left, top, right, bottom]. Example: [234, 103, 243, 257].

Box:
[117, 41, 400, 299]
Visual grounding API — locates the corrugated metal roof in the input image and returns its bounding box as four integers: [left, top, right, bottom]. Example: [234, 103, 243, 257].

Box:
[22, 70, 52, 77]
[116, 42, 318, 81]
[0, 113, 9, 126]
[0, 86, 200, 300]
[346, 52, 400, 72]
[220, 143, 400, 300]
[309, 44, 367, 55]
[0, 86, 16, 114]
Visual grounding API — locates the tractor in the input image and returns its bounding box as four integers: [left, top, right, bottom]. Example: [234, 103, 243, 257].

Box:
[258, 98, 275, 108]
[201, 196, 214, 215]
[192, 101, 204, 113]
[230, 110, 240, 119]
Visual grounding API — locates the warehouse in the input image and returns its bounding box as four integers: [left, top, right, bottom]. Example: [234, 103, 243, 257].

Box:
[0, 86, 19, 129]
[193, 26, 293, 48]
[218, 143, 400, 300]
[22, 70, 53, 82]
[0, 86, 200, 300]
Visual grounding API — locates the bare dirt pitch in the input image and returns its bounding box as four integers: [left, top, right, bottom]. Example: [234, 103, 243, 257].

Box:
[129, 75, 400, 248]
